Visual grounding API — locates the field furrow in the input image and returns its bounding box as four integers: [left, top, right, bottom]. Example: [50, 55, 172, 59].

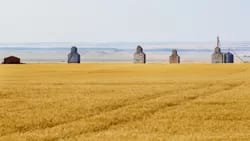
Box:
[0, 64, 249, 141]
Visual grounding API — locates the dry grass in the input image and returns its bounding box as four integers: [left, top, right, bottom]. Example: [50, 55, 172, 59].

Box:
[0, 63, 250, 141]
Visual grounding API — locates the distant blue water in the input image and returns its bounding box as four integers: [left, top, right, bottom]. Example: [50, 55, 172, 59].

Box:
[0, 42, 250, 63]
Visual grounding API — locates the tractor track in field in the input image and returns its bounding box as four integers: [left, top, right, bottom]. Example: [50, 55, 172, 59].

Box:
[0, 82, 179, 113]
[0, 81, 244, 141]
[64, 81, 245, 141]
[0, 84, 197, 137]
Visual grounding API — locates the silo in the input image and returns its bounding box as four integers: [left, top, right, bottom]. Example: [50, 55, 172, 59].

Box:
[68, 46, 81, 63]
[212, 37, 224, 64]
[169, 49, 180, 64]
[134, 45, 146, 64]
[224, 52, 234, 63]
[212, 47, 224, 63]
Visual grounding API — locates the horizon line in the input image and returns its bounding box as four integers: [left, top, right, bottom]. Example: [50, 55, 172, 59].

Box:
[1, 41, 250, 44]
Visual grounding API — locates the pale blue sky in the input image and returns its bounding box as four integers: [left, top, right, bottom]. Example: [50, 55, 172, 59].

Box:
[0, 0, 249, 42]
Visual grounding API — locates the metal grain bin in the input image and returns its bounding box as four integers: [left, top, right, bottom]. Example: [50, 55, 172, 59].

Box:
[224, 52, 234, 63]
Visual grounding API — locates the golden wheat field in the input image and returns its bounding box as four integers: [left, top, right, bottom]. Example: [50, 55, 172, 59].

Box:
[0, 63, 250, 141]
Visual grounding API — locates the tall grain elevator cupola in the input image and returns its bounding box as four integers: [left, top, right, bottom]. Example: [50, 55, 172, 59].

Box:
[212, 36, 224, 63]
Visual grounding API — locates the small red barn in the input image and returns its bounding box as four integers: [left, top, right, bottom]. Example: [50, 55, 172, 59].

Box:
[3, 56, 21, 64]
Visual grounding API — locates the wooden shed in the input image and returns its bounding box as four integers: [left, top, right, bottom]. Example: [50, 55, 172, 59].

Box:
[3, 56, 21, 64]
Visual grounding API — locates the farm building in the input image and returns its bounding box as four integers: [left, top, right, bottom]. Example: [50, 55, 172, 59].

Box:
[212, 47, 224, 63]
[3, 56, 21, 64]
[212, 37, 234, 64]
[169, 49, 180, 64]
[212, 37, 224, 64]
[68, 46, 81, 63]
[134, 45, 146, 64]
[224, 52, 234, 63]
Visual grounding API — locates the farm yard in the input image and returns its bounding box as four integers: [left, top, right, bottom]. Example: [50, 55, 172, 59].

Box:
[0, 64, 250, 141]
